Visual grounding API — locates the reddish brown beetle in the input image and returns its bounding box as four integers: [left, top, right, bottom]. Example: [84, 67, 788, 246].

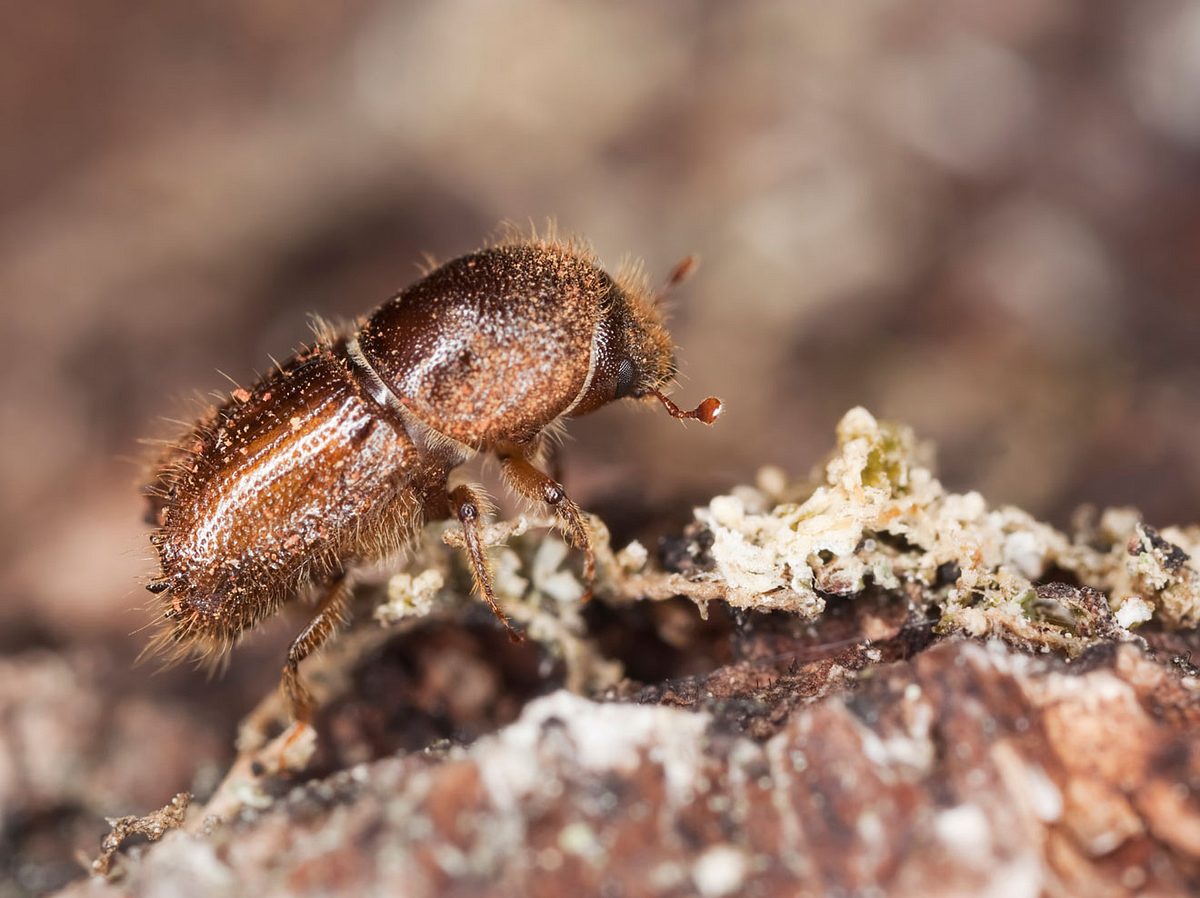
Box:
[143, 233, 721, 724]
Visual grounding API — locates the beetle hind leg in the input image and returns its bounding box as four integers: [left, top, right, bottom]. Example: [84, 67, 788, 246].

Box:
[279, 574, 353, 726]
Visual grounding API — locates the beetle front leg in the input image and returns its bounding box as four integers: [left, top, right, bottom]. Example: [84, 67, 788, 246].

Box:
[448, 484, 521, 640]
[496, 443, 596, 598]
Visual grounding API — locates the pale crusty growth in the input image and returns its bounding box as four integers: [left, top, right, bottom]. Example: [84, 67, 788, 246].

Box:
[1070, 511, 1200, 629]
[91, 793, 191, 877]
[687, 407, 1200, 651]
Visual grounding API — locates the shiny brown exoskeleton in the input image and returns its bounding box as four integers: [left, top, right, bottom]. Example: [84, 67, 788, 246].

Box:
[143, 234, 721, 724]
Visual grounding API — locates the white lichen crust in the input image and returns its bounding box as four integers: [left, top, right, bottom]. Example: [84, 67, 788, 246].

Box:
[691, 407, 1200, 651]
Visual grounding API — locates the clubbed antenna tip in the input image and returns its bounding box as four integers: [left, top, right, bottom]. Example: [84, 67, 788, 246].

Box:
[650, 390, 723, 425]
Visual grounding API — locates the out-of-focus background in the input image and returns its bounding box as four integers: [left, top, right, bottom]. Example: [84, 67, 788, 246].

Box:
[2, 2, 1199, 894]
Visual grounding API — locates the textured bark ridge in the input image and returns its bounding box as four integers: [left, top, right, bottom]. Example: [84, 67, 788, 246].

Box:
[55, 409, 1200, 897]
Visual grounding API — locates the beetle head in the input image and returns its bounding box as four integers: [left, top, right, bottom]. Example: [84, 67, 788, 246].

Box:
[570, 265, 721, 424]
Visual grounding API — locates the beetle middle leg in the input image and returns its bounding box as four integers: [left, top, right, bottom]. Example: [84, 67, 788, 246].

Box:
[496, 441, 596, 598]
[448, 484, 521, 640]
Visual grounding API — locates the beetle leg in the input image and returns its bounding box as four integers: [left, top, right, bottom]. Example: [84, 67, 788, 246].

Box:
[448, 484, 522, 640]
[496, 444, 596, 599]
[280, 574, 352, 726]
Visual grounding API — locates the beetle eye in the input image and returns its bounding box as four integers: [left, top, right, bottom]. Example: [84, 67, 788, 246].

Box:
[614, 358, 637, 399]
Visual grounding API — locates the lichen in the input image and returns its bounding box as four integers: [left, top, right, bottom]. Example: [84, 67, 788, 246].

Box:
[374, 569, 445, 625]
[91, 792, 190, 877]
[1079, 516, 1200, 629]
[683, 407, 1200, 652]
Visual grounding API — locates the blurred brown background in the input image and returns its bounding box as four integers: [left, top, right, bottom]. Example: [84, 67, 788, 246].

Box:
[2, 1, 1200, 894]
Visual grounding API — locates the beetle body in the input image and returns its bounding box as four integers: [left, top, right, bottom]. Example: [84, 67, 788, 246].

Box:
[144, 235, 720, 721]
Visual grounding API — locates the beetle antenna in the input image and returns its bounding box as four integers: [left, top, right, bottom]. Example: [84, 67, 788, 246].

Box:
[649, 389, 722, 424]
[654, 254, 700, 305]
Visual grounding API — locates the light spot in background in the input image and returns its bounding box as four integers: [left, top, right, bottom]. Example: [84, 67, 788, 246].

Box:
[691, 844, 749, 898]
[874, 32, 1038, 176]
[1123, 0, 1200, 145]
[953, 197, 1118, 345]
